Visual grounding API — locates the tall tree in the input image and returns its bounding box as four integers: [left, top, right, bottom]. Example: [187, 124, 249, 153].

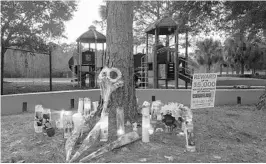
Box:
[195, 38, 223, 73]
[222, 1, 266, 38]
[224, 33, 266, 75]
[1, 1, 77, 55]
[105, 1, 138, 122]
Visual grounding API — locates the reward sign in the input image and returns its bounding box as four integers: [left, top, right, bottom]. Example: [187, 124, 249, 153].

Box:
[190, 73, 217, 109]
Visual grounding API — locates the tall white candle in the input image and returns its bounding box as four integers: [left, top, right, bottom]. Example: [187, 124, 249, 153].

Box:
[78, 98, 84, 114]
[34, 105, 44, 133]
[63, 111, 73, 139]
[142, 101, 150, 143]
[58, 110, 65, 129]
[72, 112, 85, 135]
[83, 97, 91, 118]
[116, 107, 125, 137]
[91, 101, 98, 116]
[100, 114, 108, 142]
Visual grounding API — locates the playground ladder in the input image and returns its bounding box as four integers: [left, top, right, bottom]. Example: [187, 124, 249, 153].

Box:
[139, 55, 149, 89]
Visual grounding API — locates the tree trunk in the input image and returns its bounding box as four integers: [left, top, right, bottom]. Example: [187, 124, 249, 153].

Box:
[241, 62, 245, 75]
[106, 1, 138, 122]
[252, 68, 256, 75]
[1, 46, 7, 95]
[207, 64, 211, 73]
[219, 64, 222, 75]
[226, 65, 229, 75]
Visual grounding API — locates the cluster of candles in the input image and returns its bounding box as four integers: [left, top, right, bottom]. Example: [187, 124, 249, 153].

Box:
[57, 98, 99, 139]
[141, 100, 195, 152]
[34, 105, 54, 137]
[141, 100, 163, 143]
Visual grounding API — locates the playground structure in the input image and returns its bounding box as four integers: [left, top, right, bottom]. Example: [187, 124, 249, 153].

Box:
[70, 18, 193, 89]
[139, 16, 192, 89]
[70, 25, 106, 88]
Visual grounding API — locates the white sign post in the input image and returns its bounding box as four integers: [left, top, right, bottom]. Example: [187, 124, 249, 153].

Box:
[190, 73, 218, 109]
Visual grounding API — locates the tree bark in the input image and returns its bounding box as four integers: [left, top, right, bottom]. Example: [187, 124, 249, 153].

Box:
[105, 1, 138, 122]
[219, 64, 222, 75]
[1, 45, 8, 95]
[241, 62, 245, 75]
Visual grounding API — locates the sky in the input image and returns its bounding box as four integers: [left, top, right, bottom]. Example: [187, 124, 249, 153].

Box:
[62, 0, 104, 44]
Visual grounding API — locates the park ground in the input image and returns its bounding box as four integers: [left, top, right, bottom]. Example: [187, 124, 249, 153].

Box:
[3, 76, 266, 95]
[1, 105, 266, 163]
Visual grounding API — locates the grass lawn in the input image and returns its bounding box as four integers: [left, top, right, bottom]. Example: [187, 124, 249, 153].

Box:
[1, 105, 266, 163]
[3, 77, 266, 95]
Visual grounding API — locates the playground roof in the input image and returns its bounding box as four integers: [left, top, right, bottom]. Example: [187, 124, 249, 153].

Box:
[145, 17, 186, 35]
[76, 25, 106, 43]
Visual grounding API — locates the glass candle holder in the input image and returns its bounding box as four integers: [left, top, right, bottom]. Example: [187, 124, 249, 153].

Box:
[83, 97, 91, 118]
[100, 114, 109, 142]
[78, 98, 84, 114]
[116, 107, 125, 137]
[142, 101, 150, 143]
[63, 111, 73, 139]
[34, 105, 44, 133]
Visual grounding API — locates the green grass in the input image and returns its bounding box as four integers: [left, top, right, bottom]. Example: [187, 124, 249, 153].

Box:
[1, 105, 266, 163]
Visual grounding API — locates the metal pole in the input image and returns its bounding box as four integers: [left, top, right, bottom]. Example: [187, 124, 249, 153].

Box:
[175, 28, 179, 89]
[153, 28, 159, 89]
[102, 43, 104, 67]
[49, 50, 52, 91]
[146, 33, 149, 89]
[95, 41, 97, 88]
[1, 47, 5, 95]
[185, 28, 188, 89]
[79, 42, 82, 88]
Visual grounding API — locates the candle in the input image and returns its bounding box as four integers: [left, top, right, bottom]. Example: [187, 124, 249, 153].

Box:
[142, 101, 150, 143]
[100, 114, 108, 142]
[63, 111, 73, 139]
[72, 112, 85, 135]
[133, 122, 138, 132]
[83, 97, 91, 118]
[148, 125, 154, 135]
[116, 107, 125, 137]
[91, 101, 98, 116]
[58, 110, 65, 129]
[78, 98, 84, 114]
[185, 121, 196, 152]
[34, 105, 44, 133]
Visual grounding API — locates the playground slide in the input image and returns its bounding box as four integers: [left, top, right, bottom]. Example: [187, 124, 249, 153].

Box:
[178, 72, 192, 84]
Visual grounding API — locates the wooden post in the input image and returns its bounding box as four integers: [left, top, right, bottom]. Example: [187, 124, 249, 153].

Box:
[95, 41, 97, 88]
[102, 43, 104, 67]
[166, 35, 169, 89]
[146, 33, 149, 88]
[153, 27, 159, 89]
[165, 63, 168, 89]
[146, 33, 148, 60]
[175, 28, 179, 89]
[185, 29, 188, 89]
[1, 47, 5, 95]
[77, 42, 81, 88]
[49, 50, 52, 91]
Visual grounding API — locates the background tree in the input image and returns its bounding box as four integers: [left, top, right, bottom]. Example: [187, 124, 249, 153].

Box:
[105, 1, 138, 122]
[224, 32, 266, 75]
[195, 38, 223, 73]
[1, 1, 77, 56]
[221, 1, 266, 38]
